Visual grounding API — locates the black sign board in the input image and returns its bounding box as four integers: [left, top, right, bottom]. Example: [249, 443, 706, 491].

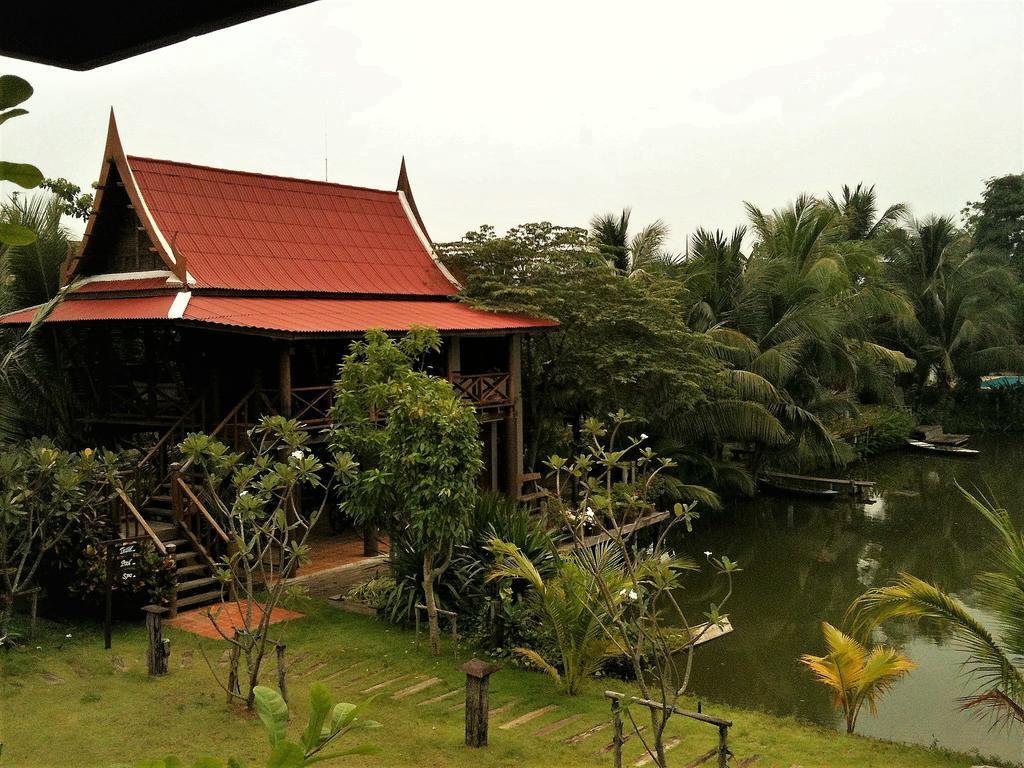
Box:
[102, 535, 148, 650]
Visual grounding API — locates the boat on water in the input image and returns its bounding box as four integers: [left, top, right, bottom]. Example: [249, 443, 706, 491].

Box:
[905, 439, 979, 456]
[757, 476, 840, 499]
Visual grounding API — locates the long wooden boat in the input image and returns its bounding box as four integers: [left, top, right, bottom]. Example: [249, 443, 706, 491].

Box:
[905, 439, 979, 456]
[757, 476, 840, 499]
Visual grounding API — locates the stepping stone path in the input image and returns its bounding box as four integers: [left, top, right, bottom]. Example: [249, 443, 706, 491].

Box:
[233, 655, 762, 767]
[110, 656, 127, 673]
[498, 704, 559, 730]
[41, 672, 63, 685]
[180, 650, 193, 668]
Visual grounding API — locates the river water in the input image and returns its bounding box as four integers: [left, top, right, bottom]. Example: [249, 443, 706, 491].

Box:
[677, 434, 1024, 763]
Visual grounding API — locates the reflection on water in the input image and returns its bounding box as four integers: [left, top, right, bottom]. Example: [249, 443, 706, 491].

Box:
[676, 435, 1024, 763]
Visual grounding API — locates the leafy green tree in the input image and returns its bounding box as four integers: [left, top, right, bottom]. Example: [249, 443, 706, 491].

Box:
[0, 442, 123, 643]
[439, 223, 726, 469]
[178, 417, 328, 707]
[386, 364, 483, 656]
[137, 683, 380, 767]
[963, 174, 1024, 266]
[326, 327, 440, 552]
[852, 486, 1024, 727]
[0, 75, 44, 246]
[40, 178, 94, 222]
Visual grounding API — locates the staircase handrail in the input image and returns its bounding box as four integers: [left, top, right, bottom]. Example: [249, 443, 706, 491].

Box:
[113, 486, 167, 556]
[175, 477, 230, 546]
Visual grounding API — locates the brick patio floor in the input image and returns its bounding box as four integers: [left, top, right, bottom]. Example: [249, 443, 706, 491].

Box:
[165, 600, 305, 640]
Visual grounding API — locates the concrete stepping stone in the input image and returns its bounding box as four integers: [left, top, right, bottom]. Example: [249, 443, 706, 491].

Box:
[562, 721, 609, 745]
[217, 649, 231, 667]
[634, 737, 680, 766]
[362, 674, 413, 694]
[111, 656, 127, 672]
[299, 660, 329, 677]
[532, 714, 583, 737]
[41, 672, 63, 685]
[488, 699, 519, 717]
[180, 650, 193, 668]
[499, 704, 559, 730]
[392, 676, 442, 700]
[681, 748, 718, 768]
[321, 662, 361, 682]
[419, 688, 461, 706]
[735, 757, 760, 767]
[598, 725, 646, 754]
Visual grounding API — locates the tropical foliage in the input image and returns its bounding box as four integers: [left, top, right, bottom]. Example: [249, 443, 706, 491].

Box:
[852, 486, 1024, 727]
[800, 621, 916, 734]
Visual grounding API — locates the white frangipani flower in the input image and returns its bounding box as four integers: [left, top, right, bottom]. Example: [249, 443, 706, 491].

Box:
[239, 490, 250, 497]
[704, 550, 712, 557]
[290, 449, 304, 460]
[640, 433, 649, 440]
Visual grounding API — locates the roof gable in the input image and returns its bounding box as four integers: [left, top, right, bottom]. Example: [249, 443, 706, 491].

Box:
[67, 113, 459, 298]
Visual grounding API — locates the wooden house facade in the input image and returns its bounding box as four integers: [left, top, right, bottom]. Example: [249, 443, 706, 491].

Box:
[0, 114, 555, 606]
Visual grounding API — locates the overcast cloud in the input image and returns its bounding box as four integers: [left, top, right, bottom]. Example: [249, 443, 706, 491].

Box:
[1, 0, 1022, 249]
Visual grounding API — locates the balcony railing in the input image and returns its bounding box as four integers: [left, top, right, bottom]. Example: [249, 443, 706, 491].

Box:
[449, 372, 512, 410]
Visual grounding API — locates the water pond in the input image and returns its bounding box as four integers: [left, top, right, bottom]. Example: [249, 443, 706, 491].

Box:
[677, 434, 1024, 763]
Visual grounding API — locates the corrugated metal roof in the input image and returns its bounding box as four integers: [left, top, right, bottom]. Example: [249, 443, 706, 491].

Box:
[0, 295, 176, 324]
[127, 156, 459, 297]
[182, 297, 558, 333]
[0, 295, 558, 334]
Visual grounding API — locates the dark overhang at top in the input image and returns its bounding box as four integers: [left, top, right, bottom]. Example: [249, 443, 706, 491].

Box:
[1, 1, 317, 71]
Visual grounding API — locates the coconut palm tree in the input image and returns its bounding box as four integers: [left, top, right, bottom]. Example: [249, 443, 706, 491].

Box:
[852, 486, 1024, 727]
[800, 621, 916, 734]
[0, 191, 77, 442]
[680, 227, 747, 332]
[887, 215, 1024, 391]
[827, 183, 906, 241]
[590, 208, 675, 275]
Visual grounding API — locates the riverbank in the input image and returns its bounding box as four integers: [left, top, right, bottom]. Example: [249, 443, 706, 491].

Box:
[0, 600, 1002, 768]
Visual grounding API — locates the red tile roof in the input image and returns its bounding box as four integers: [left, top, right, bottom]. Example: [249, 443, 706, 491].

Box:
[126, 157, 458, 297]
[0, 294, 558, 335]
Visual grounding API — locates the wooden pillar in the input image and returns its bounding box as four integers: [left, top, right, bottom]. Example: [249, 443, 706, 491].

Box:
[503, 334, 524, 498]
[279, 345, 293, 417]
[143, 605, 170, 676]
[460, 658, 500, 748]
[446, 336, 461, 382]
[489, 421, 499, 491]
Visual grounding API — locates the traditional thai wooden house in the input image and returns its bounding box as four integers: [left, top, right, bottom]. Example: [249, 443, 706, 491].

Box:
[0, 113, 555, 608]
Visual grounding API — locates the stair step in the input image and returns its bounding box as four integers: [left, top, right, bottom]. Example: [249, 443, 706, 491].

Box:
[163, 538, 189, 549]
[175, 590, 221, 609]
[173, 550, 198, 562]
[178, 576, 219, 591]
[150, 495, 172, 503]
[176, 564, 208, 576]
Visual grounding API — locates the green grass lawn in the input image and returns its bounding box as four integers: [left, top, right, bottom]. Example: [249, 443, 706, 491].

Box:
[0, 600, 996, 768]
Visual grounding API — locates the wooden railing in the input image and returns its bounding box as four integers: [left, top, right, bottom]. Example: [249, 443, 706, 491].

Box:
[451, 373, 512, 410]
[110, 486, 167, 556]
[134, 391, 210, 503]
[290, 386, 333, 429]
[171, 473, 230, 570]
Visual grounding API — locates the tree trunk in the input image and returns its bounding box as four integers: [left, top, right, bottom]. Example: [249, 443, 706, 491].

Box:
[423, 554, 441, 656]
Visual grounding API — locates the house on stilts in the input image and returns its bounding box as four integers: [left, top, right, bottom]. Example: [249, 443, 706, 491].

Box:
[0, 113, 556, 608]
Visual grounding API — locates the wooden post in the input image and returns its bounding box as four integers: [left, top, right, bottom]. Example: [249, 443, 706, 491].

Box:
[143, 605, 170, 675]
[27, 587, 39, 642]
[717, 723, 729, 768]
[169, 462, 183, 526]
[165, 543, 178, 619]
[489, 421, 499, 491]
[611, 694, 624, 768]
[446, 336, 461, 382]
[504, 334, 523, 498]
[279, 345, 293, 417]
[459, 658, 499, 748]
[276, 642, 288, 704]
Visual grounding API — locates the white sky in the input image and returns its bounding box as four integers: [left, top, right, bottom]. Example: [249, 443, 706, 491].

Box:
[1, 0, 1022, 250]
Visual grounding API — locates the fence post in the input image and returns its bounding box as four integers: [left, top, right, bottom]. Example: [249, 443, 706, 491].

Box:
[718, 723, 729, 768]
[276, 642, 288, 704]
[165, 543, 178, 619]
[459, 658, 499, 748]
[610, 694, 624, 768]
[143, 604, 170, 675]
